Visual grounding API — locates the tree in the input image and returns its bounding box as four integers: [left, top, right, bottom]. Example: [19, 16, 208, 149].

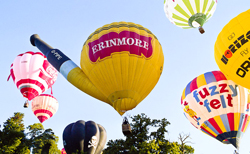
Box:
[178, 133, 194, 154]
[0, 112, 30, 154]
[0, 112, 60, 154]
[103, 113, 194, 154]
[27, 123, 61, 154]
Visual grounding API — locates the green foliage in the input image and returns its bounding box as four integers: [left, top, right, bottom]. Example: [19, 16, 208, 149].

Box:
[27, 124, 60, 154]
[0, 112, 60, 154]
[0, 112, 29, 154]
[103, 113, 194, 154]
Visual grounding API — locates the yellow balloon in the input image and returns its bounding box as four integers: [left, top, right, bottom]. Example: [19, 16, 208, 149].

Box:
[214, 9, 250, 89]
[80, 22, 164, 115]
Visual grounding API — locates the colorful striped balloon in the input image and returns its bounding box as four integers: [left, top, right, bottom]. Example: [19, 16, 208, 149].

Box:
[31, 94, 58, 123]
[8, 51, 58, 101]
[164, 0, 217, 33]
[181, 71, 250, 149]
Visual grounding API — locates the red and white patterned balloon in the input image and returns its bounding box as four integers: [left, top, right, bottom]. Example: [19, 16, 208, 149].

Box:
[8, 51, 57, 100]
[31, 94, 59, 123]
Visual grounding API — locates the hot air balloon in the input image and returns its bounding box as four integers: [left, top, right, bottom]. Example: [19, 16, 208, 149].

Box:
[63, 120, 107, 154]
[215, 9, 250, 89]
[164, 0, 217, 34]
[30, 21, 164, 116]
[181, 70, 250, 149]
[8, 51, 58, 107]
[31, 94, 59, 123]
[61, 148, 66, 154]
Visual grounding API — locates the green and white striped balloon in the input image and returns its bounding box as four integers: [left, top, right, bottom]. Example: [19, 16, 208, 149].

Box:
[164, 0, 217, 33]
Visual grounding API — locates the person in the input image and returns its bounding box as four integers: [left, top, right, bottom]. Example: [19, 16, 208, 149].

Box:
[123, 117, 129, 124]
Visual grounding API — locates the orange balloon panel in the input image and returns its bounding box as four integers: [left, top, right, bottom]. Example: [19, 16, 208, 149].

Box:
[31, 94, 58, 123]
[81, 22, 164, 115]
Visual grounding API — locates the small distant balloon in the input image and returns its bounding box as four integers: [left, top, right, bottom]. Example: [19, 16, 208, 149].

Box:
[164, 0, 217, 33]
[31, 94, 58, 123]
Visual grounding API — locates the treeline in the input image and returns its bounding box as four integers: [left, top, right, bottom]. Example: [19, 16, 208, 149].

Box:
[0, 112, 60, 154]
[0, 112, 194, 154]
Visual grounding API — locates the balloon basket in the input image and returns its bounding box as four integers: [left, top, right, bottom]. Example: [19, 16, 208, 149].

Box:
[199, 27, 205, 34]
[122, 117, 131, 136]
[122, 124, 131, 136]
[23, 101, 29, 108]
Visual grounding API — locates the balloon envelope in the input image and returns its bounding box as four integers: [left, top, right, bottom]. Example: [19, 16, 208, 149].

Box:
[63, 120, 107, 154]
[80, 21, 164, 115]
[9, 51, 58, 100]
[214, 9, 250, 89]
[181, 71, 250, 149]
[31, 94, 58, 123]
[61, 148, 66, 154]
[164, 0, 217, 31]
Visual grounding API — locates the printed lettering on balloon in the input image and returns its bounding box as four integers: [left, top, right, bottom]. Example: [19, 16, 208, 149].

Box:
[236, 57, 250, 78]
[88, 31, 153, 63]
[221, 30, 250, 64]
[240, 48, 249, 57]
[39, 60, 57, 85]
[51, 50, 62, 60]
[227, 32, 235, 40]
[191, 83, 237, 113]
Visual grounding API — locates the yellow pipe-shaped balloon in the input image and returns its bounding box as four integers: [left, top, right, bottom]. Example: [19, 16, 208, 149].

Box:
[30, 34, 108, 103]
[30, 21, 164, 115]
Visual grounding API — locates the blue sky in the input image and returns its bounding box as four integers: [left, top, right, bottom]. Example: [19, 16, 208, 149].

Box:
[1, 1, 250, 153]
